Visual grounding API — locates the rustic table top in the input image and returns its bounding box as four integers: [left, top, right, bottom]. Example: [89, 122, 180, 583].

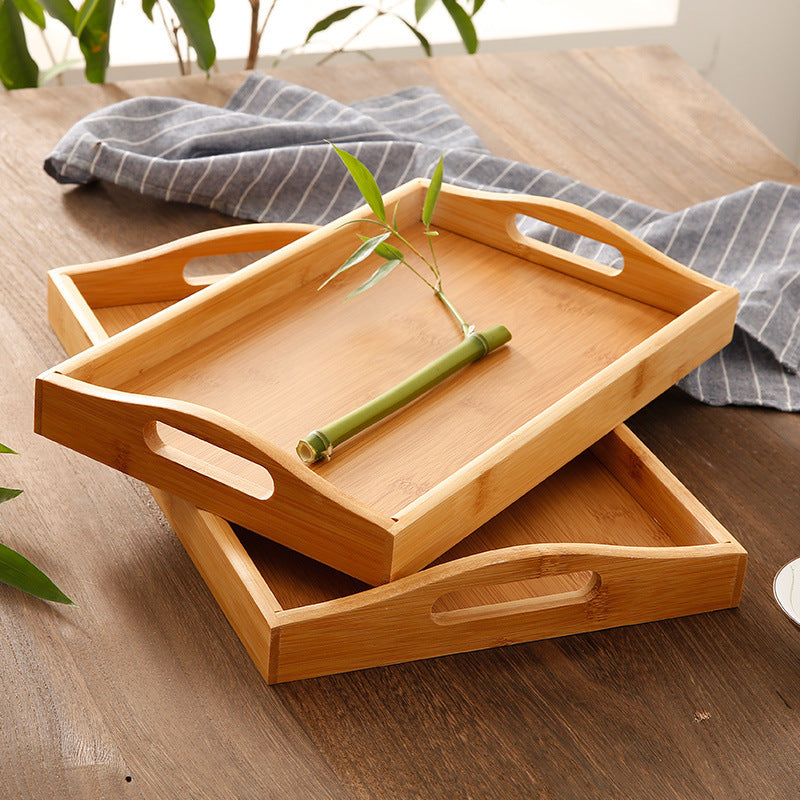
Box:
[3, 46, 800, 799]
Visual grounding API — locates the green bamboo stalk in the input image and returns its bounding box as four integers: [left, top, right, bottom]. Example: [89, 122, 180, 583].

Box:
[296, 324, 512, 464]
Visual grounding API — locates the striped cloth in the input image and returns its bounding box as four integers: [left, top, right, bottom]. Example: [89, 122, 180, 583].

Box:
[44, 73, 800, 410]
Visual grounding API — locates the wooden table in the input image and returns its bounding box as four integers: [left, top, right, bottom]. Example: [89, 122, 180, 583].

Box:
[3, 46, 800, 799]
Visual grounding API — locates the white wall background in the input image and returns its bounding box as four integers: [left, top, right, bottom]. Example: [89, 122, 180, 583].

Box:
[25, 0, 800, 163]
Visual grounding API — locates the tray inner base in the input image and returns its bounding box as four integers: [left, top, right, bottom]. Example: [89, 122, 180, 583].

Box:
[95, 224, 677, 518]
[234, 447, 713, 612]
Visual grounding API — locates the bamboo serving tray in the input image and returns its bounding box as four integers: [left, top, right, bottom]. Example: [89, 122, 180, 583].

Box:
[35, 182, 739, 585]
[43, 221, 746, 683]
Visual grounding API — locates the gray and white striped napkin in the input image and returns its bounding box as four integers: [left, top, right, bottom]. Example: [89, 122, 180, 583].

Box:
[45, 73, 800, 410]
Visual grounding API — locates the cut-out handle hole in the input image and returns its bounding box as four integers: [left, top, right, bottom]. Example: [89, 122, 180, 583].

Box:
[144, 421, 274, 501]
[431, 570, 600, 626]
[183, 250, 274, 284]
[515, 214, 624, 275]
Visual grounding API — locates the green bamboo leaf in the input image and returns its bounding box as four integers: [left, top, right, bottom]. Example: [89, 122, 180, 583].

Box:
[77, 0, 112, 83]
[74, 0, 98, 36]
[319, 232, 391, 289]
[39, 0, 77, 31]
[164, 0, 216, 71]
[0, 443, 18, 454]
[305, 5, 363, 43]
[414, 0, 435, 22]
[330, 142, 387, 223]
[141, 0, 155, 20]
[396, 16, 431, 57]
[0, 0, 39, 89]
[347, 258, 402, 299]
[12, 0, 46, 28]
[0, 487, 22, 504]
[422, 155, 443, 227]
[472, 0, 486, 14]
[0, 542, 74, 604]
[441, 0, 477, 53]
[374, 241, 404, 261]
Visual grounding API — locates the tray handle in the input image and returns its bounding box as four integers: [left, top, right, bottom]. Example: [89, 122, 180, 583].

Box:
[433, 185, 724, 313]
[423, 544, 608, 627]
[55, 222, 319, 308]
[308, 540, 730, 630]
[35, 370, 393, 544]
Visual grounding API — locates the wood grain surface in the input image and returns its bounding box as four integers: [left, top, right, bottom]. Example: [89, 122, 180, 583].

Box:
[3, 46, 800, 799]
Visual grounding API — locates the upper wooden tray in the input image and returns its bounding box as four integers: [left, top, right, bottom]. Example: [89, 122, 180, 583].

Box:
[35, 182, 739, 585]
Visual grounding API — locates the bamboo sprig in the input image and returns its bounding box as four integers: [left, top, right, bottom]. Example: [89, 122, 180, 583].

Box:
[296, 147, 511, 464]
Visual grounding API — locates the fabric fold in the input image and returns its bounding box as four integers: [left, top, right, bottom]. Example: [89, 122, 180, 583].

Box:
[44, 72, 800, 411]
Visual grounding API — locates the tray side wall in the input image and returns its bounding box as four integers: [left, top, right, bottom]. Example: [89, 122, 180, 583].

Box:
[154, 487, 283, 684]
[389, 287, 739, 579]
[272, 544, 747, 683]
[431, 184, 738, 315]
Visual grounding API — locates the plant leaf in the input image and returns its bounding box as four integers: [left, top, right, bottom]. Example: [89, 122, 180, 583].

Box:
[374, 241, 404, 261]
[164, 0, 216, 71]
[0, 0, 40, 89]
[141, 0, 155, 21]
[77, 0, 113, 83]
[74, 0, 98, 36]
[0, 487, 22, 504]
[0, 442, 17, 454]
[472, 0, 486, 14]
[330, 142, 387, 223]
[319, 232, 391, 289]
[414, 0, 435, 22]
[0, 542, 74, 604]
[422, 155, 443, 227]
[12, 0, 46, 28]
[305, 5, 363, 43]
[347, 258, 402, 299]
[441, 0, 477, 53]
[39, 0, 76, 31]
[395, 16, 431, 57]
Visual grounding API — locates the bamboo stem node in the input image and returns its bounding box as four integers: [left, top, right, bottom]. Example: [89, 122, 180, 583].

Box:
[296, 324, 512, 464]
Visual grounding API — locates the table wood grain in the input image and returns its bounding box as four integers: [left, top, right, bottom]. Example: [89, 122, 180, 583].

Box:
[2, 46, 800, 799]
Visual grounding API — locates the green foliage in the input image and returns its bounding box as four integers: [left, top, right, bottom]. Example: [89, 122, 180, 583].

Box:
[303, 0, 484, 62]
[440, 0, 477, 54]
[319, 231, 391, 289]
[14, 0, 46, 28]
[1, 0, 489, 90]
[0, 0, 40, 89]
[330, 142, 387, 223]
[0, 0, 213, 88]
[77, 0, 114, 84]
[422, 155, 443, 227]
[321, 145, 468, 331]
[304, 4, 364, 44]
[0, 543, 75, 605]
[39, 0, 78, 32]
[162, 0, 215, 71]
[1, 444, 74, 605]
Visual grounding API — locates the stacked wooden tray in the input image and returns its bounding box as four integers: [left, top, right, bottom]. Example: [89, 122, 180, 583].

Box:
[37, 183, 746, 682]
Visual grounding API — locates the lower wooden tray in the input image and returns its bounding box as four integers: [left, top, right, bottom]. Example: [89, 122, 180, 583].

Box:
[46, 223, 747, 683]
